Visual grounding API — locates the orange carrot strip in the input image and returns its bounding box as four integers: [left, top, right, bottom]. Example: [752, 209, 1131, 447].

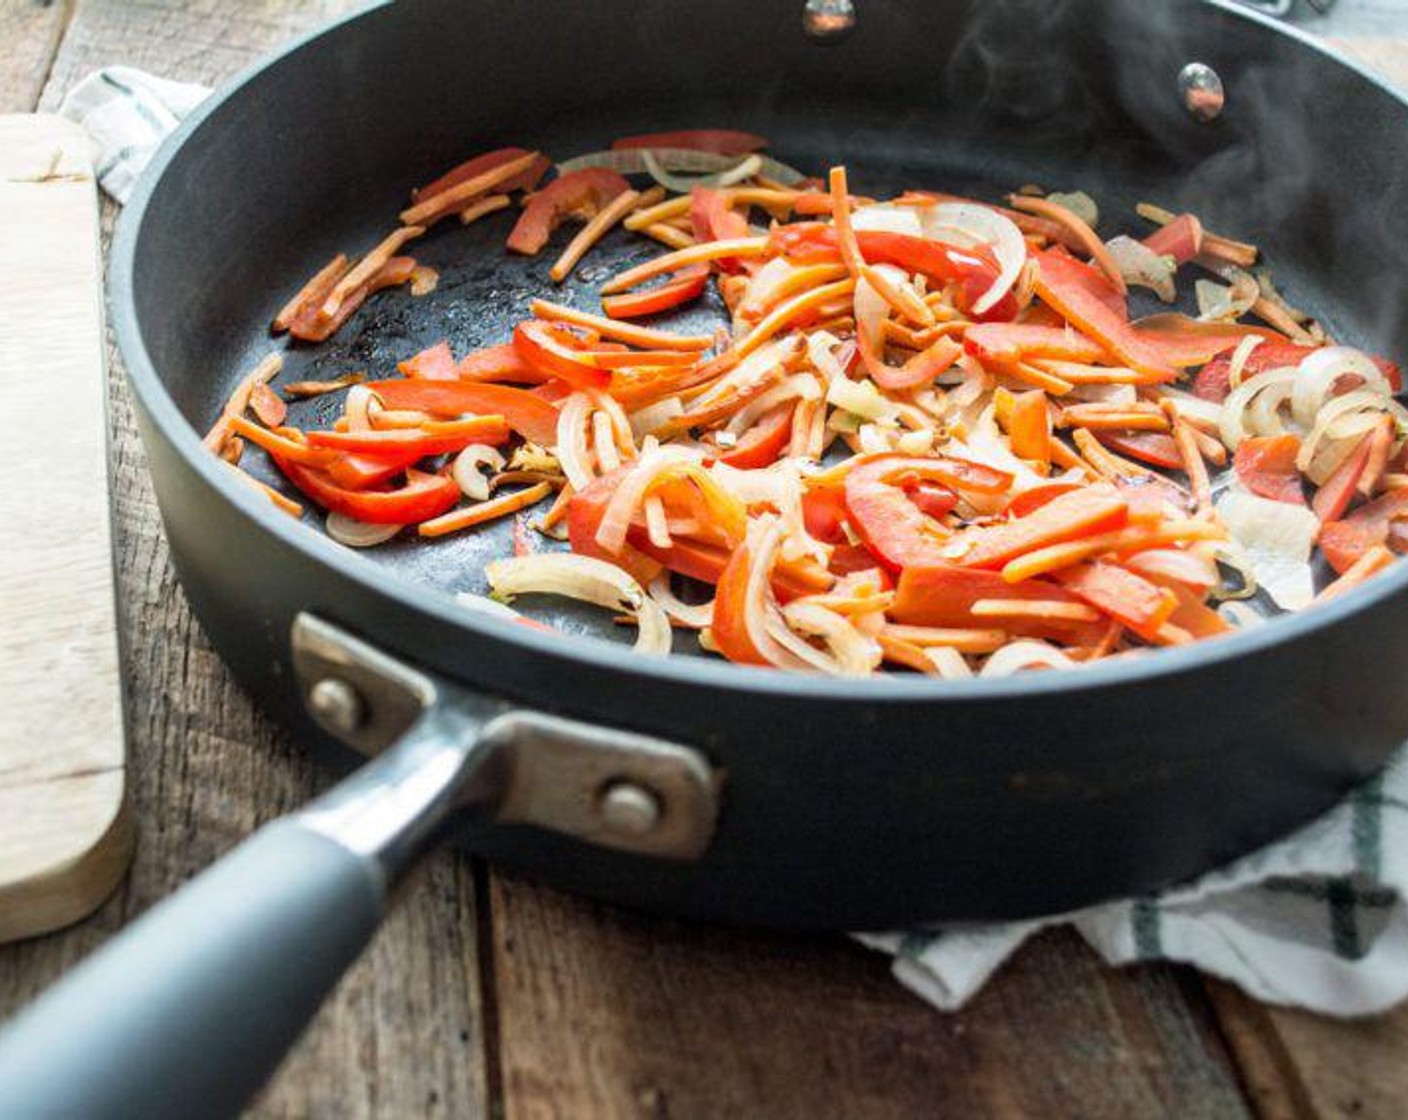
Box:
[860, 264, 936, 327]
[1030, 360, 1162, 385]
[203, 353, 284, 453]
[400, 150, 542, 225]
[875, 633, 940, 673]
[550, 188, 643, 282]
[1001, 522, 1226, 583]
[1057, 406, 1170, 432]
[828, 166, 865, 277]
[1009, 361, 1075, 396]
[321, 226, 424, 319]
[418, 482, 553, 538]
[970, 598, 1103, 623]
[1161, 399, 1212, 509]
[1317, 544, 1396, 602]
[459, 193, 512, 225]
[225, 462, 303, 518]
[732, 278, 857, 359]
[1070, 428, 1147, 478]
[600, 237, 769, 294]
[530, 299, 714, 351]
[642, 223, 695, 250]
[226, 414, 331, 467]
[623, 195, 693, 230]
[880, 624, 1010, 653]
[538, 483, 575, 531]
[1009, 194, 1127, 295]
[273, 255, 349, 332]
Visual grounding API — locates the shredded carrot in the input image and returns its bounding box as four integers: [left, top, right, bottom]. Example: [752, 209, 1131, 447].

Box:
[400, 150, 543, 225]
[1009, 194, 1127, 295]
[642, 223, 696, 250]
[204, 353, 284, 454]
[1070, 427, 1148, 479]
[550, 188, 643, 282]
[828, 165, 865, 277]
[1161, 399, 1211, 509]
[273, 255, 349, 332]
[538, 483, 575, 531]
[1030, 359, 1163, 386]
[875, 633, 941, 673]
[1058, 405, 1170, 432]
[419, 482, 554, 538]
[860, 264, 936, 327]
[601, 238, 770, 295]
[879, 625, 1008, 653]
[1001, 522, 1226, 583]
[459, 193, 512, 225]
[1009, 361, 1075, 396]
[226, 415, 331, 467]
[623, 195, 692, 230]
[530, 299, 714, 351]
[321, 226, 425, 319]
[970, 599, 1102, 623]
[1317, 545, 1396, 602]
[1138, 202, 1258, 267]
[732, 278, 857, 359]
[225, 462, 303, 518]
[282, 372, 367, 398]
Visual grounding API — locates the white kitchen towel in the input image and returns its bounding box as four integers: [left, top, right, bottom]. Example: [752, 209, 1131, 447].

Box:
[57, 66, 210, 204]
[860, 744, 1408, 1016]
[64, 64, 1408, 1020]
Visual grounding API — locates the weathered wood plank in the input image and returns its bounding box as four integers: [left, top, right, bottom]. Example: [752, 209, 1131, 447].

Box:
[0, 3, 489, 1117]
[0, 0, 73, 113]
[489, 873, 1250, 1120]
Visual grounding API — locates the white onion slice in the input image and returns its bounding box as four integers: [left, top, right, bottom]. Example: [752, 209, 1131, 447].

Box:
[629, 396, 684, 440]
[1215, 490, 1319, 610]
[850, 203, 925, 238]
[452, 444, 506, 501]
[827, 376, 900, 424]
[647, 574, 714, 629]
[1291, 346, 1388, 429]
[1219, 368, 1299, 449]
[736, 257, 798, 323]
[1296, 388, 1393, 475]
[325, 512, 401, 548]
[640, 150, 762, 193]
[1196, 270, 1258, 322]
[554, 147, 805, 187]
[1106, 235, 1176, 302]
[555, 392, 596, 491]
[924, 646, 974, 679]
[780, 602, 882, 676]
[486, 553, 672, 655]
[980, 640, 1078, 677]
[594, 443, 697, 555]
[919, 202, 1026, 315]
[1047, 191, 1099, 225]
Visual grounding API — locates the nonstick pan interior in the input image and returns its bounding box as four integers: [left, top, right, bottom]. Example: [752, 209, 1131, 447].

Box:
[135, 0, 1408, 651]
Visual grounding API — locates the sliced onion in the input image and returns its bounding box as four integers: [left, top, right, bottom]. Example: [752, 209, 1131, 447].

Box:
[857, 423, 894, 454]
[629, 396, 684, 440]
[555, 391, 596, 490]
[827, 375, 900, 424]
[853, 266, 894, 348]
[850, 203, 925, 238]
[736, 257, 798, 323]
[919, 202, 1026, 315]
[452, 444, 506, 501]
[1291, 346, 1388, 429]
[325, 511, 401, 548]
[924, 646, 974, 679]
[780, 601, 882, 676]
[687, 337, 797, 418]
[1215, 490, 1319, 610]
[485, 553, 672, 655]
[1105, 235, 1176, 302]
[640, 150, 762, 193]
[1068, 382, 1138, 406]
[979, 640, 1078, 677]
[1226, 333, 1265, 392]
[955, 404, 1046, 493]
[647, 574, 714, 629]
[1158, 388, 1224, 428]
[726, 374, 818, 436]
[1046, 190, 1099, 226]
[737, 518, 811, 670]
[1297, 388, 1394, 477]
[1195, 269, 1258, 322]
[1219, 367, 1299, 449]
[594, 443, 698, 555]
[345, 384, 375, 431]
[555, 147, 805, 186]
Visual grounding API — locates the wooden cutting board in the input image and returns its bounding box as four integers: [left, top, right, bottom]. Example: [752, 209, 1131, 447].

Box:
[0, 113, 132, 943]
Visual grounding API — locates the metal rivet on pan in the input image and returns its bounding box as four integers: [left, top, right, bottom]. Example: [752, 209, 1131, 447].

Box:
[802, 0, 856, 42]
[598, 781, 663, 835]
[308, 676, 366, 735]
[1178, 62, 1226, 122]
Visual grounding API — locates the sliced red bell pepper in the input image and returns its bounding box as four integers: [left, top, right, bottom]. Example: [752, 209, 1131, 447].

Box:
[1054, 561, 1178, 639]
[363, 379, 559, 445]
[1033, 251, 1175, 380]
[600, 265, 710, 320]
[1142, 214, 1203, 265]
[1194, 341, 1403, 401]
[413, 147, 549, 202]
[718, 404, 794, 469]
[965, 323, 1107, 369]
[397, 341, 458, 381]
[325, 449, 427, 490]
[507, 168, 632, 255]
[1037, 246, 1128, 321]
[802, 486, 850, 544]
[709, 539, 770, 665]
[1001, 389, 1052, 461]
[305, 418, 510, 457]
[1318, 488, 1408, 573]
[843, 457, 969, 572]
[611, 129, 767, 155]
[1312, 431, 1375, 523]
[454, 342, 547, 384]
[272, 458, 459, 524]
[690, 187, 751, 243]
[890, 563, 1093, 632]
[1005, 482, 1081, 518]
[1127, 315, 1279, 373]
[1233, 434, 1305, 506]
[948, 487, 1129, 570]
[1095, 430, 1184, 471]
[512, 320, 612, 390]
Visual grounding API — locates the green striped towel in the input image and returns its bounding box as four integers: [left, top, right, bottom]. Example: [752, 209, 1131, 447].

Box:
[860, 746, 1408, 1015]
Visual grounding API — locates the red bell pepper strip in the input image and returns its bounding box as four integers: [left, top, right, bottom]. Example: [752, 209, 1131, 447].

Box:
[1095, 430, 1184, 471]
[363, 379, 560, 445]
[507, 168, 632, 255]
[454, 342, 548, 384]
[413, 147, 549, 202]
[890, 563, 1093, 632]
[1038, 246, 1128, 321]
[802, 486, 850, 544]
[965, 323, 1108, 369]
[1054, 561, 1179, 639]
[690, 188, 751, 243]
[1005, 482, 1081, 518]
[1033, 252, 1176, 381]
[512, 320, 612, 390]
[1142, 213, 1203, 265]
[397, 341, 458, 380]
[611, 129, 767, 155]
[1311, 430, 1375, 523]
[948, 487, 1130, 570]
[287, 257, 416, 343]
[1317, 488, 1408, 574]
[709, 539, 771, 665]
[272, 459, 460, 525]
[325, 449, 427, 490]
[305, 418, 511, 457]
[1194, 341, 1402, 401]
[718, 404, 794, 469]
[1233, 434, 1305, 505]
[900, 191, 1080, 251]
[842, 457, 986, 572]
[600, 265, 710, 319]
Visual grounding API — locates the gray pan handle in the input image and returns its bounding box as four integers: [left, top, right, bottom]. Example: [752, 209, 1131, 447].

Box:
[0, 616, 718, 1120]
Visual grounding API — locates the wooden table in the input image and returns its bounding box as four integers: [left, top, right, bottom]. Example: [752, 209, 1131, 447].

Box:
[2, 3, 1406, 1115]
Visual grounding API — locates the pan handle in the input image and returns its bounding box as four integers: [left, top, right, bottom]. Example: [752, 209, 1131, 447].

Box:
[0, 618, 719, 1120]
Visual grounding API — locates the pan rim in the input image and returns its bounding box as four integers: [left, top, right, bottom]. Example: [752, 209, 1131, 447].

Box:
[109, 0, 1408, 707]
